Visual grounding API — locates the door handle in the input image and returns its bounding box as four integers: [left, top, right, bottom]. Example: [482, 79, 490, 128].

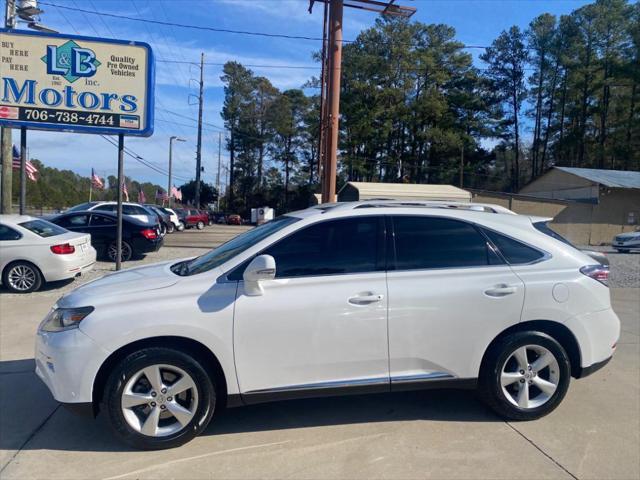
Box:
[348, 293, 384, 305]
[484, 284, 518, 297]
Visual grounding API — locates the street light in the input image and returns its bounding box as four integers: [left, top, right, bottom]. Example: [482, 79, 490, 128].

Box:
[168, 136, 186, 207]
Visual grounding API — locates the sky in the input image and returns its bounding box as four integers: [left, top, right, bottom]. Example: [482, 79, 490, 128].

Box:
[9, 0, 598, 189]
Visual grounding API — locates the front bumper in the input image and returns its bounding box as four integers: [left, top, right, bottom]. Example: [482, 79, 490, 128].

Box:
[35, 326, 110, 405]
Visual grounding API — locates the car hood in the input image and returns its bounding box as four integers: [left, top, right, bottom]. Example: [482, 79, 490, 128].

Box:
[58, 260, 181, 306]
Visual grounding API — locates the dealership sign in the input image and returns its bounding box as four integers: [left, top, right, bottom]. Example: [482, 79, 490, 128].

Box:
[0, 29, 154, 136]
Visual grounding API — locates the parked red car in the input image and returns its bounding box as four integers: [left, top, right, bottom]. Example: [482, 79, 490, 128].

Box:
[184, 209, 209, 230]
[227, 214, 242, 225]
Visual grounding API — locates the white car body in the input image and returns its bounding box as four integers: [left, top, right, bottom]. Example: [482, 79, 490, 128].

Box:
[612, 231, 640, 252]
[164, 208, 182, 230]
[34, 201, 620, 447]
[0, 215, 96, 290]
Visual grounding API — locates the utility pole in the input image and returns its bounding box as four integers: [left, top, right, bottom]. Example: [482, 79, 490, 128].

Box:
[459, 143, 464, 188]
[216, 132, 222, 212]
[315, 0, 329, 186]
[194, 52, 204, 208]
[309, 0, 415, 203]
[1, 0, 16, 214]
[168, 136, 186, 207]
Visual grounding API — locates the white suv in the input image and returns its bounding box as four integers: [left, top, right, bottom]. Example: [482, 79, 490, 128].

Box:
[35, 201, 620, 449]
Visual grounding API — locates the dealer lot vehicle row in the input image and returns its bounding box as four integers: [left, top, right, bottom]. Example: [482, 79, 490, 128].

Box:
[33, 201, 619, 450]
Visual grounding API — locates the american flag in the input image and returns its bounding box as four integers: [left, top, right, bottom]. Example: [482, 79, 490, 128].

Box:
[91, 168, 104, 189]
[121, 180, 129, 202]
[11, 145, 38, 181]
[137, 189, 146, 204]
[171, 186, 182, 201]
[156, 189, 169, 201]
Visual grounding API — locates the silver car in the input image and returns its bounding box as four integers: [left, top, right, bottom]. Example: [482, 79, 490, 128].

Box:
[0, 215, 96, 293]
[613, 229, 640, 253]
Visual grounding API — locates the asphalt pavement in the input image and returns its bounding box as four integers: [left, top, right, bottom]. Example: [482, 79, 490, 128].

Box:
[0, 227, 638, 480]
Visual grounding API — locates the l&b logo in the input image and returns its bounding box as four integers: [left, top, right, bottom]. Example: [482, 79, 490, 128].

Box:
[41, 40, 101, 83]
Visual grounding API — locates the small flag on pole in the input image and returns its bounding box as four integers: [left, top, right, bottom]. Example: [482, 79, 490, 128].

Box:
[171, 186, 182, 201]
[121, 180, 129, 202]
[138, 190, 146, 204]
[12, 145, 38, 181]
[91, 168, 104, 189]
[156, 189, 169, 201]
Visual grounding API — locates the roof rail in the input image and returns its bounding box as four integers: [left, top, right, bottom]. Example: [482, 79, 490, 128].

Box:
[351, 200, 516, 214]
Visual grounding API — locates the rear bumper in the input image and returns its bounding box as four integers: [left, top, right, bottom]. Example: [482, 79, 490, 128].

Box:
[576, 356, 612, 379]
[131, 236, 163, 254]
[44, 248, 97, 282]
[565, 307, 620, 369]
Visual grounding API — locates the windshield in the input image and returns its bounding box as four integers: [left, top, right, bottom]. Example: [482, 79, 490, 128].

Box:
[67, 202, 96, 212]
[175, 215, 299, 276]
[19, 219, 67, 238]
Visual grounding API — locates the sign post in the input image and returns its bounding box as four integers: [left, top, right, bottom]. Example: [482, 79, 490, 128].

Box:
[19, 126, 25, 214]
[0, 28, 154, 269]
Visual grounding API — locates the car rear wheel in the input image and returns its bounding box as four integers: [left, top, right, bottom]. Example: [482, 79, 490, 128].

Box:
[166, 223, 175, 234]
[3, 261, 43, 293]
[159, 224, 167, 236]
[104, 347, 215, 450]
[478, 331, 570, 421]
[178, 221, 185, 231]
[107, 241, 133, 262]
[196, 221, 205, 230]
[616, 248, 629, 253]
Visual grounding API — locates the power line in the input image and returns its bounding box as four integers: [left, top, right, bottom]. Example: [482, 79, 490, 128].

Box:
[39, 1, 494, 50]
[157, 59, 320, 70]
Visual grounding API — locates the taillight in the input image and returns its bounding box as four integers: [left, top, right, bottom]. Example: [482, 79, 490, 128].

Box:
[580, 265, 609, 287]
[140, 228, 158, 240]
[50, 243, 75, 255]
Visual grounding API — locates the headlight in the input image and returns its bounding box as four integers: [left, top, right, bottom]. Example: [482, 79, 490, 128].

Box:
[39, 306, 94, 332]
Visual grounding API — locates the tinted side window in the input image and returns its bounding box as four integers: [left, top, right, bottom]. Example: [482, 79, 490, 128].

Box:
[0, 224, 21, 240]
[61, 214, 90, 227]
[483, 229, 545, 264]
[90, 214, 116, 226]
[94, 204, 115, 212]
[264, 217, 382, 278]
[392, 216, 503, 270]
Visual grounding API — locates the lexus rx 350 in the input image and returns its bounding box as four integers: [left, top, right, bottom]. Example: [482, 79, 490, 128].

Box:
[35, 201, 619, 449]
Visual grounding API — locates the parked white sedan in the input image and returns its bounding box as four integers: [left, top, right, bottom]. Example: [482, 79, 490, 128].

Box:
[612, 229, 640, 252]
[0, 215, 96, 293]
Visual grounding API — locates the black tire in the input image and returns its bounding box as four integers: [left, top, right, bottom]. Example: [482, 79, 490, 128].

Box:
[104, 347, 216, 450]
[2, 261, 43, 293]
[196, 221, 205, 230]
[616, 248, 629, 253]
[106, 240, 133, 262]
[159, 224, 167, 236]
[478, 331, 570, 421]
[178, 221, 185, 231]
[167, 223, 175, 234]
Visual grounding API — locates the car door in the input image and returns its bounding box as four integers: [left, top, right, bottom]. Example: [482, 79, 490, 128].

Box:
[386, 215, 526, 386]
[233, 216, 390, 398]
[88, 214, 117, 252]
[0, 224, 23, 271]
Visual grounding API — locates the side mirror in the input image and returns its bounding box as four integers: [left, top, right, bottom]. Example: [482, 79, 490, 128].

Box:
[243, 255, 276, 296]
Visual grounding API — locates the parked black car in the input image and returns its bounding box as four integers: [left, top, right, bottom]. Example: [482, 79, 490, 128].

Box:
[50, 211, 163, 262]
[144, 204, 174, 234]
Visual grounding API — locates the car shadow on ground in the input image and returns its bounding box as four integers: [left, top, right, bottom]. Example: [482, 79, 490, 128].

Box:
[0, 357, 499, 454]
[0, 278, 76, 294]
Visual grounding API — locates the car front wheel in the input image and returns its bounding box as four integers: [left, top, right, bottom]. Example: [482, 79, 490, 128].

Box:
[478, 331, 570, 421]
[196, 221, 205, 230]
[104, 347, 215, 450]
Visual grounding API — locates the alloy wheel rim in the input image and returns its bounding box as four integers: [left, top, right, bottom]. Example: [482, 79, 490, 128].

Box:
[7, 265, 36, 291]
[108, 242, 131, 261]
[121, 364, 199, 437]
[500, 344, 560, 409]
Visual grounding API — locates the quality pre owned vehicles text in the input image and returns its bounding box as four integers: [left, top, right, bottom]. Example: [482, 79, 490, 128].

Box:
[34, 201, 620, 449]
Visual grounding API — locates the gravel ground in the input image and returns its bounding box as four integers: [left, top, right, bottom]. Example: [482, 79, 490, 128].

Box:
[579, 245, 640, 288]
